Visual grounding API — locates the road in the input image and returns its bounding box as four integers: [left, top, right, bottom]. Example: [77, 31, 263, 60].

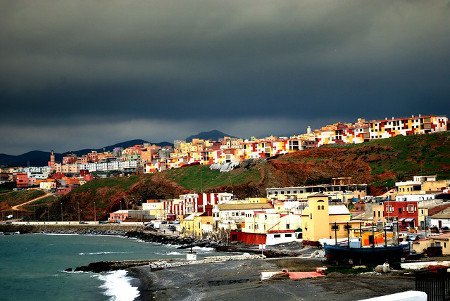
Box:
[11, 191, 53, 211]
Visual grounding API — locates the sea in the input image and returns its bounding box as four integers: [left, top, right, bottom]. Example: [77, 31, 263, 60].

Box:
[0, 233, 217, 301]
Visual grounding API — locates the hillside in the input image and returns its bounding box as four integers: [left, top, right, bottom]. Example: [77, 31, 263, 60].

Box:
[12, 131, 450, 220]
[0, 189, 46, 211]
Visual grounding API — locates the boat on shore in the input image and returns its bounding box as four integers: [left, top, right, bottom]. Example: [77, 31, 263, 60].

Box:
[324, 244, 409, 266]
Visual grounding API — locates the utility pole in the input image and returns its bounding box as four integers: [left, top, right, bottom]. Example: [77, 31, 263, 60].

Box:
[424, 216, 427, 237]
[60, 202, 63, 222]
[77, 201, 80, 222]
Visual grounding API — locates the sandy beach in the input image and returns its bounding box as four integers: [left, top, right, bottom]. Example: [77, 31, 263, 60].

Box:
[129, 257, 415, 301]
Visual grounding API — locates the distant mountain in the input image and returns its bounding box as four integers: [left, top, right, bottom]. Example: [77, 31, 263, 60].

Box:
[0, 151, 63, 168]
[185, 130, 237, 142]
[0, 139, 174, 167]
[65, 139, 150, 156]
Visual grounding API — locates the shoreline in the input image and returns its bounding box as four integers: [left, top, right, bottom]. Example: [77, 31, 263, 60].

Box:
[0, 223, 306, 258]
[2, 224, 446, 300]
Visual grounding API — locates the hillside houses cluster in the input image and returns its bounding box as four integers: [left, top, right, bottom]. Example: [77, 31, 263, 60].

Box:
[109, 175, 450, 252]
[145, 114, 447, 172]
[2, 114, 446, 185]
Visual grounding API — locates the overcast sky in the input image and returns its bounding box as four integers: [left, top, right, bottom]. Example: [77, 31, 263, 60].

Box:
[1, 0, 449, 154]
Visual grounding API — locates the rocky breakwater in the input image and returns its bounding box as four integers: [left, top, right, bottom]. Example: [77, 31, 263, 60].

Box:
[125, 230, 222, 248]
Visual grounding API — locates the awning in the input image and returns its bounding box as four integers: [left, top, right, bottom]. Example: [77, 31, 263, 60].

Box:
[405, 218, 414, 222]
[399, 218, 406, 222]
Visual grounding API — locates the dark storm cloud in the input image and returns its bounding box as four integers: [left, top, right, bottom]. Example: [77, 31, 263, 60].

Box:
[1, 0, 449, 154]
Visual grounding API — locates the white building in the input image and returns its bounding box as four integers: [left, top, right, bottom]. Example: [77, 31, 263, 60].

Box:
[213, 203, 274, 231]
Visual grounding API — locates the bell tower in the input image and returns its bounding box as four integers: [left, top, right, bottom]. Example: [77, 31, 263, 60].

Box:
[48, 150, 55, 173]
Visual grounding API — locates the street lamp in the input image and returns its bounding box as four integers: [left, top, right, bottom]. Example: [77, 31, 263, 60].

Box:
[344, 222, 352, 248]
[332, 222, 339, 245]
[60, 202, 63, 222]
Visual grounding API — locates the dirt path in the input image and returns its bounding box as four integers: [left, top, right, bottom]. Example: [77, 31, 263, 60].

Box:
[11, 192, 53, 211]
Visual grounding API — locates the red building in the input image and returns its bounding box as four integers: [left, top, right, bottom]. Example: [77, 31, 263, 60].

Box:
[15, 173, 29, 188]
[384, 201, 418, 230]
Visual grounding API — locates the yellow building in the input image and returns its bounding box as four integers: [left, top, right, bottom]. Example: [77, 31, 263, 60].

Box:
[226, 198, 269, 205]
[193, 214, 214, 239]
[396, 175, 449, 196]
[180, 213, 200, 237]
[372, 203, 385, 224]
[301, 193, 360, 242]
[412, 233, 450, 255]
[180, 213, 214, 239]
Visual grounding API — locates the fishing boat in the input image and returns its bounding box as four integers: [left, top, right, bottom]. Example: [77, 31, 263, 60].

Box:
[324, 243, 409, 266]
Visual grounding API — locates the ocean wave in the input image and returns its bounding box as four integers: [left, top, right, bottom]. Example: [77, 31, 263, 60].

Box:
[191, 246, 214, 252]
[41, 233, 80, 236]
[166, 251, 183, 256]
[97, 270, 140, 301]
[61, 270, 89, 274]
[78, 251, 129, 256]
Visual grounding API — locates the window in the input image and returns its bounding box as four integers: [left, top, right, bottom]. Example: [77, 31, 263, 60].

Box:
[398, 208, 402, 214]
[378, 211, 381, 217]
[321, 205, 324, 210]
[286, 224, 290, 229]
[285, 234, 292, 237]
[318, 205, 321, 210]
[274, 234, 281, 238]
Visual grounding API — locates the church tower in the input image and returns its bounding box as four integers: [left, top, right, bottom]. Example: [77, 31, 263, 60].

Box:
[48, 150, 55, 173]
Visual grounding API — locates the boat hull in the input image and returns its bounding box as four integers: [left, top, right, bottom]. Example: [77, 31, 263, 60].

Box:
[324, 244, 409, 266]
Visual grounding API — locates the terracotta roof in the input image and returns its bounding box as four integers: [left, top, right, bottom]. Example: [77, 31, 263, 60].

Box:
[428, 204, 450, 216]
[430, 213, 450, 219]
